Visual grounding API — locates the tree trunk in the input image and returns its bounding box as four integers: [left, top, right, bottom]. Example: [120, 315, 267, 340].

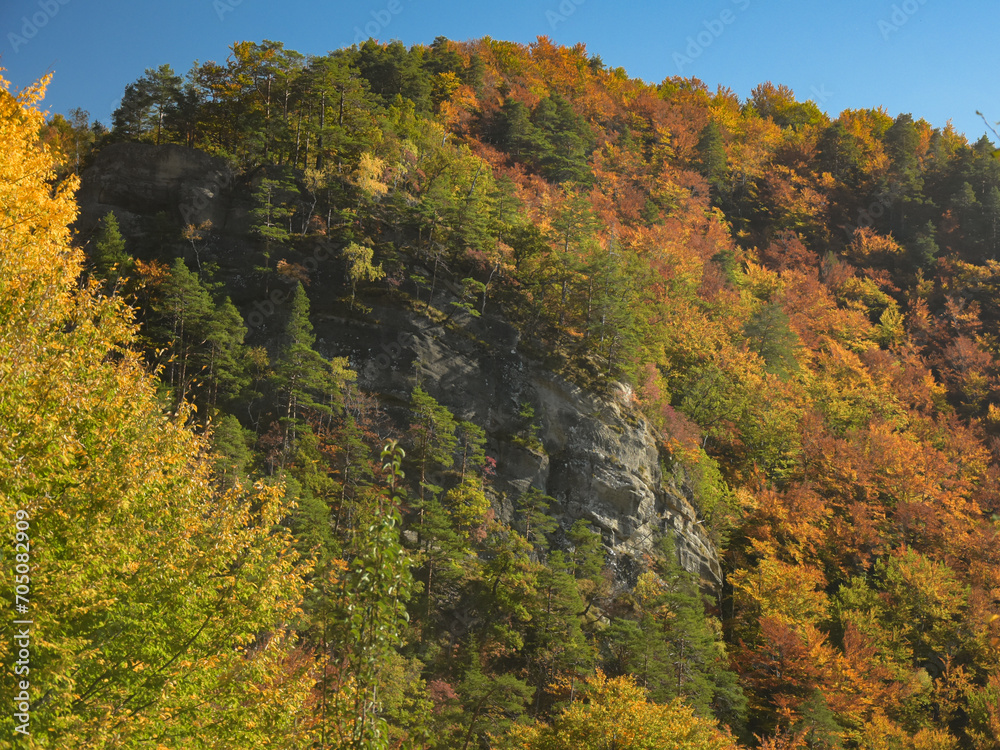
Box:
[316, 91, 326, 170]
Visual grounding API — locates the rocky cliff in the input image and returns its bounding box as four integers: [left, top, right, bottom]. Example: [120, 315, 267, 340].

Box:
[76, 142, 722, 592]
[77, 142, 234, 232]
[324, 302, 722, 591]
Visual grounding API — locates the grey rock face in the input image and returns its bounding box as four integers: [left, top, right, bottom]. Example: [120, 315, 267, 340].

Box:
[319, 303, 722, 592]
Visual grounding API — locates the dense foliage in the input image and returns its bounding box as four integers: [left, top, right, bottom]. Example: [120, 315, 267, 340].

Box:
[0, 74, 315, 748]
[14, 33, 1000, 748]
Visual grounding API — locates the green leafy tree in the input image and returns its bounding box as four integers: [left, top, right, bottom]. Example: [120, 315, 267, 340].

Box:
[356, 39, 432, 112]
[819, 121, 863, 184]
[567, 519, 607, 618]
[251, 174, 296, 250]
[882, 113, 924, 234]
[584, 241, 642, 373]
[147, 258, 250, 413]
[111, 79, 153, 140]
[407, 385, 459, 506]
[527, 549, 594, 712]
[144, 64, 183, 144]
[545, 186, 599, 328]
[909, 220, 939, 267]
[517, 487, 559, 558]
[493, 98, 537, 159]
[204, 295, 250, 409]
[304, 52, 381, 171]
[530, 94, 595, 184]
[210, 413, 253, 487]
[436, 656, 533, 750]
[0, 73, 316, 746]
[477, 522, 540, 654]
[983, 185, 1000, 258]
[286, 430, 342, 565]
[151, 257, 215, 408]
[324, 441, 414, 749]
[404, 385, 461, 621]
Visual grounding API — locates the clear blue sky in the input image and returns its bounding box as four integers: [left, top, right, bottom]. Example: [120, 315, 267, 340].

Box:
[1, 0, 998, 141]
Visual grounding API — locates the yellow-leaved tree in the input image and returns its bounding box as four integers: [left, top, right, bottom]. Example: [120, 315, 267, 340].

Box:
[504, 671, 739, 750]
[0, 74, 317, 747]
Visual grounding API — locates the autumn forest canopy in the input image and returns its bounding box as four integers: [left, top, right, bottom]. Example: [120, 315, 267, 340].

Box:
[7, 33, 1000, 748]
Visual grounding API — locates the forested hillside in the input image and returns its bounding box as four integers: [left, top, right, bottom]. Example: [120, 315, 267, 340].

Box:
[8, 34, 1000, 748]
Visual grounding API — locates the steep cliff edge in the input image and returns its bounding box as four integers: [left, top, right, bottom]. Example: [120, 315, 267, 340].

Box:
[76, 142, 722, 591]
[325, 303, 722, 590]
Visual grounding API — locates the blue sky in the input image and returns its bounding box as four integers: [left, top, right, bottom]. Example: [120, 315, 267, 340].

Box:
[1, 0, 998, 141]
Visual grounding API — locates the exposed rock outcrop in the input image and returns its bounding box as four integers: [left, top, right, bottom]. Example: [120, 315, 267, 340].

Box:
[77, 142, 234, 233]
[316, 303, 723, 591]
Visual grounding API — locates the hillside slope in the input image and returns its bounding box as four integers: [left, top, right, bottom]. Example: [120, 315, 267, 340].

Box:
[40, 35, 1000, 748]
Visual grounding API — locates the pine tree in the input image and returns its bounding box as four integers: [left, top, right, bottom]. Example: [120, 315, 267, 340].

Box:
[145, 258, 250, 414]
[983, 185, 1000, 259]
[304, 52, 381, 171]
[567, 518, 607, 618]
[90, 211, 132, 290]
[548, 186, 599, 328]
[909, 220, 939, 267]
[743, 302, 800, 378]
[210, 413, 253, 487]
[517, 487, 559, 558]
[251, 174, 296, 247]
[528, 549, 594, 712]
[286, 429, 341, 564]
[696, 121, 729, 201]
[111, 64, 182, 143]
[530, 93, 594, 184]
[205, 295, 250, 408]
[273, 284, 346, 464]
[144, 64, 183, 144]
[407, 385, 458, 506]
[493, 98, 536, 159]
[152, 257, 215, 408]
